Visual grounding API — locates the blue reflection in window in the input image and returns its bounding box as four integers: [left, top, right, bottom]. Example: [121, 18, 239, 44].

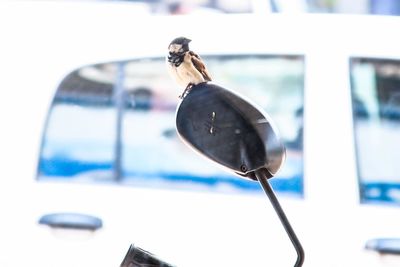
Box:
[38, 56, 305, 197]
[351, 58, 400, 204]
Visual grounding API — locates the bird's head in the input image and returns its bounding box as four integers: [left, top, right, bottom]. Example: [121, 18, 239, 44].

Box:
[168, 37, 191, 55]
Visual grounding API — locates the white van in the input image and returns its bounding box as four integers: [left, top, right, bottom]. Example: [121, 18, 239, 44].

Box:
[1, 1, 400, 267]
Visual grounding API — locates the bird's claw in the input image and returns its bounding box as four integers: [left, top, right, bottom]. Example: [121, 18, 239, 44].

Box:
[179, 84, 193, 99]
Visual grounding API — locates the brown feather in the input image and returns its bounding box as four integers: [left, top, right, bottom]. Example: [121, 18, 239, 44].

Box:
[189, 51, 212, 81]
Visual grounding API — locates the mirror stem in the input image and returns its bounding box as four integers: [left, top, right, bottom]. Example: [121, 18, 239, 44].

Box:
[255, 169, 304, 267]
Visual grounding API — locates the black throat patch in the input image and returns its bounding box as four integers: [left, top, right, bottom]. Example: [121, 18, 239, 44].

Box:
[168, 52, 185, 67]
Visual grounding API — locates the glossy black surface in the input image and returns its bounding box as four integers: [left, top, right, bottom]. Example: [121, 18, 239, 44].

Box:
[176, 82, 285, 180]
[120, 244, 175, 267]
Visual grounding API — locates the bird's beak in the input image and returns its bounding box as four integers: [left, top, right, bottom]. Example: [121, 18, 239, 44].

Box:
[184, 38, 192, 44]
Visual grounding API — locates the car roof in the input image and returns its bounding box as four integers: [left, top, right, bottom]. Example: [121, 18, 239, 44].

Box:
[2, 1, 400, 67]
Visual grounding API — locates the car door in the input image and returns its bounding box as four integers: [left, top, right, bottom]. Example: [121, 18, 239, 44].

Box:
[349, 56, 400, 267]
[300, 16, 400, 266]
[31, 53, 306, 267]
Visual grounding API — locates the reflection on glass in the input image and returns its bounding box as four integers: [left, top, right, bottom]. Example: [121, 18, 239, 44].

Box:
[38, 55, 305, 197]
[121, 56, 304, 196]
[351, 58, 400, 204]
[38, 63, 118, 181]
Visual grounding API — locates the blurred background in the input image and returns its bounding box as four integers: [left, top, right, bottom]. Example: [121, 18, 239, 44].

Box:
[64, 0, 400, 15]
[1, 0, 400, 267]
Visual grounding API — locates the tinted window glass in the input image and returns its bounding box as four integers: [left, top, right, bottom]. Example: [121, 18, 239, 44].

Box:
[38, 63, 118, 181]
[38, 55, 305, 196]
[350, 57, 400, 204]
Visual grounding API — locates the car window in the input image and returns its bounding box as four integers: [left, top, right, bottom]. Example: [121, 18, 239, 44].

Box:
[38, 55, 305, 197]
[38, 63, 118, 180]
[350, 57, 400, 204]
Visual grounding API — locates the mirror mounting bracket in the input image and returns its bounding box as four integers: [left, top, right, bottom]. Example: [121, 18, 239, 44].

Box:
[176, 82, 304, 266]
[255, 168, 305, 267]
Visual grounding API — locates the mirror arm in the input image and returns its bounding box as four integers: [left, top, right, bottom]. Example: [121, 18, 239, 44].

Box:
[255, 169, 305, 267]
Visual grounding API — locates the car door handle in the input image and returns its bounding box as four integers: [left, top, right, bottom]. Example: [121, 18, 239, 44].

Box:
[365, 238, 400, 255]
[38, 212, 103, 231]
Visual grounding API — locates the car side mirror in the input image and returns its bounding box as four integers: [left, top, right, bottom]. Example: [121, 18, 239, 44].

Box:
[176, 82, 304, 267]
[176, 82, 285, 179]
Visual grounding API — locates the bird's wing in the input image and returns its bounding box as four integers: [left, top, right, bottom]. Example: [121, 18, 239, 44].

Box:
[189, 51, 212, 81]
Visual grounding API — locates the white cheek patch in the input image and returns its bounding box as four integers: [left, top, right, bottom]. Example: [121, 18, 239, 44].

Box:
[169, 44, 182, 53]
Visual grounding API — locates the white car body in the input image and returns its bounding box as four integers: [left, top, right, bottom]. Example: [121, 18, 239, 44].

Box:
[1, 1, 400, 267]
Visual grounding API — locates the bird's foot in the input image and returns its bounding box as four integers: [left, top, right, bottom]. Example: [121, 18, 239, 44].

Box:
[179, 84, 193, 99]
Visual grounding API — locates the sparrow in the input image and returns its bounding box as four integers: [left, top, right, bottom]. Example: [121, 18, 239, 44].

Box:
[167, 37, 212, 98]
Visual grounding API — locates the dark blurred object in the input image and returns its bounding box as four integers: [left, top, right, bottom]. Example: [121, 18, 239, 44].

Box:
[120, 244, 175, 267]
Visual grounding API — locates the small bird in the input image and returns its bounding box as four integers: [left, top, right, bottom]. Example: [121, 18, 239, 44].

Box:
[167, 37, 212, 98]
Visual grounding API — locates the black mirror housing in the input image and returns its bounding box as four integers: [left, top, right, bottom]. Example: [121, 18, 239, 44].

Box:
[176, 82, 285, 180]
